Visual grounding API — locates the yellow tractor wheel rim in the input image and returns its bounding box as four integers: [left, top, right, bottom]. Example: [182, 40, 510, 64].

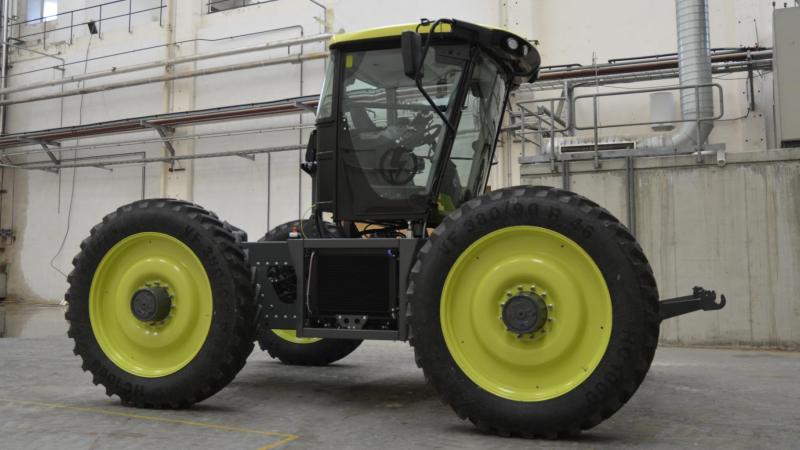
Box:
[440, 226, 612, 402]
[273, 329, 322, 344]
[89, 232, 213, 378]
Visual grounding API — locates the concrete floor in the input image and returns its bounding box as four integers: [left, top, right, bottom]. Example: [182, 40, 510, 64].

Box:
[0, 337, 798, 450]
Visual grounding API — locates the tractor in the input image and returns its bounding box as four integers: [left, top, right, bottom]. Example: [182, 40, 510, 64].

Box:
[65, 19, 726, 437]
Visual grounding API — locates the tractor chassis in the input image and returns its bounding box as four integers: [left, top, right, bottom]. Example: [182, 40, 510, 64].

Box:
[246, 238, 423, 341]
[245, 238, 727, 342]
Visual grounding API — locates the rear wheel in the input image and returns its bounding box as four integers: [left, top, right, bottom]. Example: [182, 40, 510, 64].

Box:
[66, 199, 254, 408]
[257, 221, 362, 366]
[408, 186, 659, 437]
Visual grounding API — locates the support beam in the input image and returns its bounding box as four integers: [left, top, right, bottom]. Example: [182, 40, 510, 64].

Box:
[15, 145, 303, 170]
[0, 95, 320, 150]
[40, 143, 60, 165]
[293, 100, 317, 113]
[142, 122, 176, 157]
[18, 136, 64, 166]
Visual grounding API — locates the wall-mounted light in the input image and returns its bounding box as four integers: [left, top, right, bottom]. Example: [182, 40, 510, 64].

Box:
[87, 20, 98, 35]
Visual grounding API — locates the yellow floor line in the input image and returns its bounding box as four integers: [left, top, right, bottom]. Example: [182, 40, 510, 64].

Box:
[0, 398, 299, 450]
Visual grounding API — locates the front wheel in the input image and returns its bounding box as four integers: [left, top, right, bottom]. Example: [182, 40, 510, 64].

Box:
[408, 186, 660, 437]
[66, 199, 254, 408]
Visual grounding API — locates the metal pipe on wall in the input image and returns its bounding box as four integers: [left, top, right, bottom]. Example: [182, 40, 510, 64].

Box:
[0, 33, 331, 97]
[0, 51, 328, 106]
[3, 124, 315, 159]
[12, 144, 304, 171]
[0, 0, 10, 238]
[533, 49, 771, 85]
[626, 156, 636, 236]
[0, 0, 9, 134]
[529, 57, 771, 92]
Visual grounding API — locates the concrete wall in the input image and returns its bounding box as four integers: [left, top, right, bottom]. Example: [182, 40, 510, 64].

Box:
[521, 149, 800, 350]
[1, 0, 796, 348]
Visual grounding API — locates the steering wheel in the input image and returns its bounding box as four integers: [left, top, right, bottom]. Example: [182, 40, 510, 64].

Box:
[379, 147, 425, 185]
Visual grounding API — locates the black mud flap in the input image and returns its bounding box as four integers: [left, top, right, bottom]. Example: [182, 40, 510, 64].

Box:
[659, 286, 727, 321]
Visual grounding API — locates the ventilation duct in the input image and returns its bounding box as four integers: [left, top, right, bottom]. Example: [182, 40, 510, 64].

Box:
[640, 0, 714, 149]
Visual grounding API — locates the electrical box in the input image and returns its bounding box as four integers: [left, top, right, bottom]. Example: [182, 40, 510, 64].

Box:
[774, 7, 800, 148]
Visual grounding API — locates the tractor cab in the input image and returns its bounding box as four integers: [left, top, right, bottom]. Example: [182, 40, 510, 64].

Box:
[308, 19, 541, 226]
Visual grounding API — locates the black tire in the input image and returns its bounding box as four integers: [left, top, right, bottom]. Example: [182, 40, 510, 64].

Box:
[66, 199, 254, 408]
[256, 220, 362, 366]
[408, 186, 660, 438]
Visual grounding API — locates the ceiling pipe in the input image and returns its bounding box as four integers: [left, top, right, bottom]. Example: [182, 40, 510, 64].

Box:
[0, 0, 10, 135]
[0, 33, 331, 97]
[544, 0, 715, 153]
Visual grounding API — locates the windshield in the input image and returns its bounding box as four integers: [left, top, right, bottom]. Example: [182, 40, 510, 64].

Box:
[337, 45, 468, 217]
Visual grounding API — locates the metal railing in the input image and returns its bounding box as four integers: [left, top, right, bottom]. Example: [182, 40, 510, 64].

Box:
[510, 96, 570, 163]
[513, 83, 725, 166]
[572, 83, 724, 130]
[10, 0, 166, 47]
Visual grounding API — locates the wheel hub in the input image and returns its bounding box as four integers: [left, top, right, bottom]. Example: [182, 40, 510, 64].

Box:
[131, 285, 172, 323]
[501, 292, 548, 334]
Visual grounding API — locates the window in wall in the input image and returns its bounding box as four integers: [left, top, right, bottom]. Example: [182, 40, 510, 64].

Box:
[27, 0, 58, 22]
[206, 0, 275, 14]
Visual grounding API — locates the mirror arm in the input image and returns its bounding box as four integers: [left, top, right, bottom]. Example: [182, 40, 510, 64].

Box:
[414, 18, 456, 133]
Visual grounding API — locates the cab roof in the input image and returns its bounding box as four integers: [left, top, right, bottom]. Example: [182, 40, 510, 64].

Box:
[328, 19, 541, 85]
[329, 22, 528, 47]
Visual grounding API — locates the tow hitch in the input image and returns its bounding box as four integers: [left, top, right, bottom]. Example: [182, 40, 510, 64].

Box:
[659, 286, 727, 321]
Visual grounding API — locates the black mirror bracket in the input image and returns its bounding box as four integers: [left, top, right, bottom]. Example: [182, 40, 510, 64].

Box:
[401, 19, 457, 133]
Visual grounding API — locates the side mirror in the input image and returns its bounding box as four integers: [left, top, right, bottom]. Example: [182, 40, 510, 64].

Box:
[401, 31, 423, 79]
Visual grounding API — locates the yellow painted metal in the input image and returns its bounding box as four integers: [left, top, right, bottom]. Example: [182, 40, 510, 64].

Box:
[329, 21, 527, 46]
[330, 23, 452, 46]
[440, 226, 612, 402]
[89, 232, 213, 378]
[437, 193, 456, 215]
[272, 329, 322, 345]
